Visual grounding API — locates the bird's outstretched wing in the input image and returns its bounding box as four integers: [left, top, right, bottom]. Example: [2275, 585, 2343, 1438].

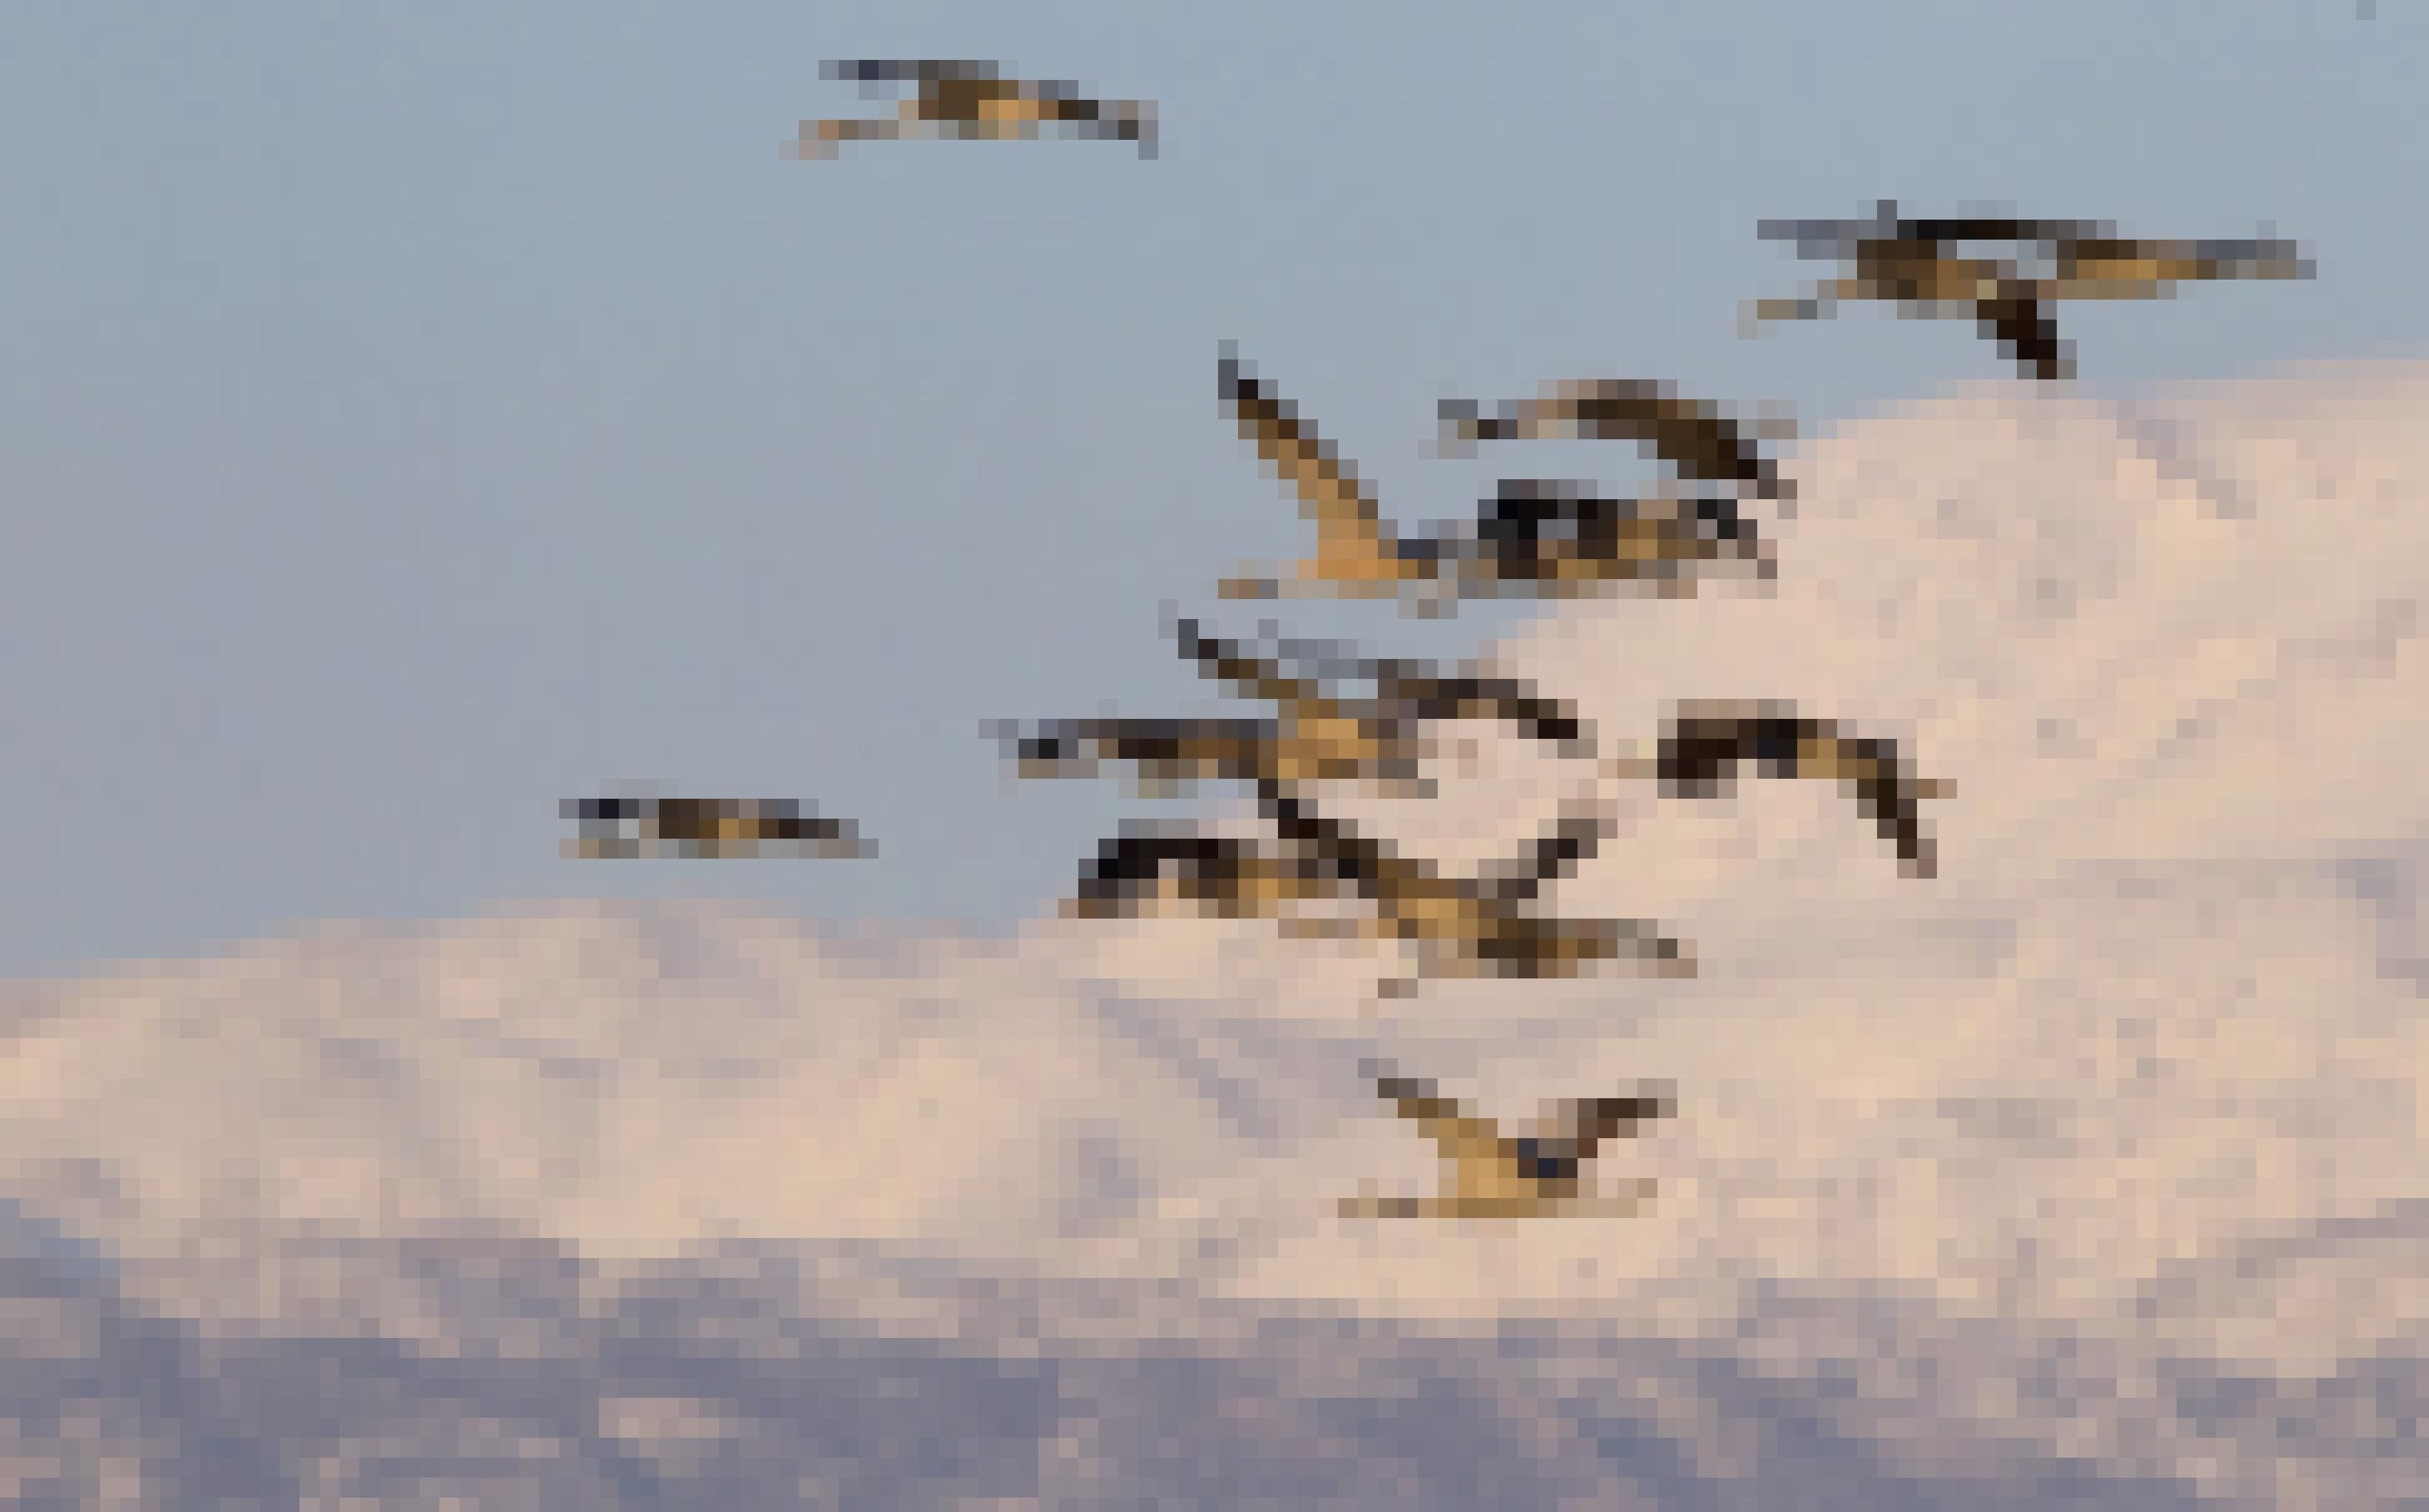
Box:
[1369, 664, 1590, 751]
[1813, 732, 1945, 878]
[1974, 292, 2072, 380]
[1173, 617, 1328, 713]
[1760, 202, 2109, 256]
[998, 714, 1274, 779]
[1367, 1062, 1510, 1166]
[1471, 796, 1617, 907]
[1217, 343, 1386, 538]
[1242, 629, 1590, 751]
[1756, 201, 1906, 256]
[820, 58, 1002, 86]
[1892, 212, 2112, 250]
[1529, 1089, 1673, 1169]
[1437, 379, 1794, 503]
[2035, 235, 2313, 297]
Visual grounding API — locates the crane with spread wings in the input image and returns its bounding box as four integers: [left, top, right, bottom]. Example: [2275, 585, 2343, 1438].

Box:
[1746, 200, 2312, 380]
[562, 784, 872, 859]
[792, 59, 1157, 159]
[996, 617, 1591, 802]
[1215, 345, 1775, 613]
[1337, 1059, 1673, 1219]
[1434, 375, 1796, 506]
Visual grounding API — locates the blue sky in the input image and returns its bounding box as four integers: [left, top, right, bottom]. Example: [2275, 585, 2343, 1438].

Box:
[0, 0, 2416, 979]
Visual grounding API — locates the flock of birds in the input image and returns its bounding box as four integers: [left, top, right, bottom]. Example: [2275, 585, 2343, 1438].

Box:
[562, 61, 2313, 1220]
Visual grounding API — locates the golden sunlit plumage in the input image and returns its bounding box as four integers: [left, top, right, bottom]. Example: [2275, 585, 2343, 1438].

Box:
[1337, 1060, 1672, 1219]
[1218, 347, 1776, 613]
[1749, 202, 2312, 380]
[792, 59, 1157, 159]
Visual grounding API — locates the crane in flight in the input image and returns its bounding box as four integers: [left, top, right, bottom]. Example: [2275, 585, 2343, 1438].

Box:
[1062, 780, 1694, 997]
[791, 59, 1157, 159]
[1746, 200, 2312, 380]
[1601, 700, 1955, 879]
[1216, 345, 1772, 613]
[997, 617, 1591, 802]
[562, 784, 871, 859]
[1434, 375, 1796, 507]
[1336, 1058, 1672, 1219]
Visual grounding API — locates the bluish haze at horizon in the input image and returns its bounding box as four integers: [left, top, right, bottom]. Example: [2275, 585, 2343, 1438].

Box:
[0, 1, 2415, 980]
